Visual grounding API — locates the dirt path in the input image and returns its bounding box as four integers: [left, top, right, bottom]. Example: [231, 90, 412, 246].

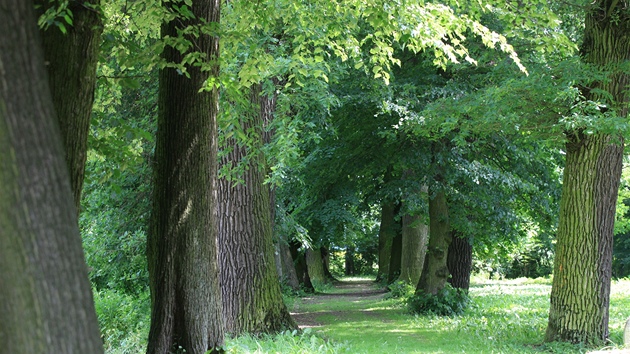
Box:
[290, 279, 388, 329]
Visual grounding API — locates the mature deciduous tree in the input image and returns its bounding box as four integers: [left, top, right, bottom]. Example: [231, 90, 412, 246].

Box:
[417, 189, 451, 295]
[218, 83, 296, 335]
[146, 0, 224, 352]
[35, 0, 103, 211]
[545, 0, 630, 344]
[399, 212, 428, 285]
[447, 232, 473, 291]
[0, 1, 102, 351]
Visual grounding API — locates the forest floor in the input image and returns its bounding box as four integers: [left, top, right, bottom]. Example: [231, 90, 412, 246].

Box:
[285, 277, 630, 354]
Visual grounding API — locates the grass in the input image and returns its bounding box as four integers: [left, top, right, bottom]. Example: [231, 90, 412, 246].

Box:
[251, 276, 630, 354]
[97, 277, 630, 353]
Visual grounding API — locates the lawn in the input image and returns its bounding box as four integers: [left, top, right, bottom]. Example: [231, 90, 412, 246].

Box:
[225, 277, 630, 353]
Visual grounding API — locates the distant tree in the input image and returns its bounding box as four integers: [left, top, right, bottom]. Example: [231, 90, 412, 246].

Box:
[0, 1, 102, 351]
[35, 0, 103, 211]
[545, 0, 629, 344]
[146, 0, 224, 352]
[447, 232, 473, 291]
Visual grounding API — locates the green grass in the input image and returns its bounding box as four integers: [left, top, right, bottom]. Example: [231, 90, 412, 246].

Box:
[97, 277, 630, 353]
[241, 277, 630, 354]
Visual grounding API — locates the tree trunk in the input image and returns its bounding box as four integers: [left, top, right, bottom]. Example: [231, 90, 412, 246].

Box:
[290, 241, 314, 292]
[416, 190, 451, 295]
[345, 247, 356, 276]
[35, 0, 102, 211]
[277, 238, 300, 291]
[447, 232, 472, 291]
[217, 83, 296, 335]
[399, 212, 428, 285]
[0, 2, 102, 351]
[545, 135, 624, 344]
[321, 246, 337, 281]
[377, 201, 397, 282]
[387, 225, 403, 284]
[146, 1, 224, 352]
[306, 247, 328, 287]
[545, 2, 629, 344]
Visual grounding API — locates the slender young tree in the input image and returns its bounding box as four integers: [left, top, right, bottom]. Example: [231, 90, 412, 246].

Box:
[146, 0, 224, 352]
[545, 0, 630, 344]
[218, 84, 296, 335]
[35, 0, 103, 211]
[0, 1, 102, 352]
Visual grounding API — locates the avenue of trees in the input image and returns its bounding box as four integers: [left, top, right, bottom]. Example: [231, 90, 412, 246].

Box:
[0, 0, 629, 353]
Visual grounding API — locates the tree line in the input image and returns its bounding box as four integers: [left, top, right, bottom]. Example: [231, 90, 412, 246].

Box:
[1, 0, 629, 353]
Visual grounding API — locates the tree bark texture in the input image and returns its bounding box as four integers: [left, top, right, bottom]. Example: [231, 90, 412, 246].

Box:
[399, 212, 428, 285]
[545, 2, 629, 344]
[34, 0, 102, 212]
[276, 238, 300, 291]
[0, 2, 103, 352]
[217, 84, 296, 335]
[545, 135, 624, 344]
[416, 190, 451, 295]
[306, 247, 328, 287]
[146, 1, 224, 352]
[447, 232, 473, 291]
[377, 201, 397, 282]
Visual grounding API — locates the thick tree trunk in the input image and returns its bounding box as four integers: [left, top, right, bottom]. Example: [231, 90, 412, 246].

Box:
[377, 201, 397, 282]
[217, 84, 296, 335]
[321, 246, 337, 281]
[399, 212, 428, 285]
[387, 225, 403, 284]
[306, 247, 328, 287]
[277, 239, 300, 291]
[35, 0, 102, 211]
[0, 2, 102, 351]
[447, 232, 473, 291]
[416, 190, 451, 295]
[146, 1, 224, 352]
[545, 135, 624, 344]
[545, 2, 629, 344]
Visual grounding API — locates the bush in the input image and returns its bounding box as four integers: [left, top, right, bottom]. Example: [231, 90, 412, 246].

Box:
[93, 288, 150, 353]
[386, 280, 415, 299]
[407, 284, 470, 316]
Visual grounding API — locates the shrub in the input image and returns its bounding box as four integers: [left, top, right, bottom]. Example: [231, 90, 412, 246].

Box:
[407, 284, 470, 316]
[386, 280, 415, 299]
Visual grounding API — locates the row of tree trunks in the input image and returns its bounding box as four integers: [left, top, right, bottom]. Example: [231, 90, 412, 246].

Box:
[447, 232, 473, 291]
[398, 212, 428, 285]
[35, 0, 103, 212]
[218, 83, 296, 335]
[146, 0, 224, 352]
[0, 1, 103, 351]
[545, 0, 629, 344]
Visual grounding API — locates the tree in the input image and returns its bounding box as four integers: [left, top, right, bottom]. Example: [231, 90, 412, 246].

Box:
[398, 212, 428, 285]
[447, 232, 473, 291]
[545, 1, 630, 344]
[36, 0, 103, 211]
[0, 1, 102, 352]
[218, 83, 296, 334]
[146, 0, 224, 352]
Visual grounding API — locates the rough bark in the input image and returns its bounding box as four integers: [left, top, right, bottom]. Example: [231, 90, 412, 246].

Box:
[217, 83, 296, 335]
[35, 0, 102, 211]
[416, 190, 451, 295]
[545, 135, 624, 344]
[399, 212, 428, 285]
[306, 247, 328, 287]
[377, 201, 397, 282]
[146, 0, 224, 352]
[0, 2, 103, 351]
[447, 232, 473, 291]
[545, 1, 629, 344]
